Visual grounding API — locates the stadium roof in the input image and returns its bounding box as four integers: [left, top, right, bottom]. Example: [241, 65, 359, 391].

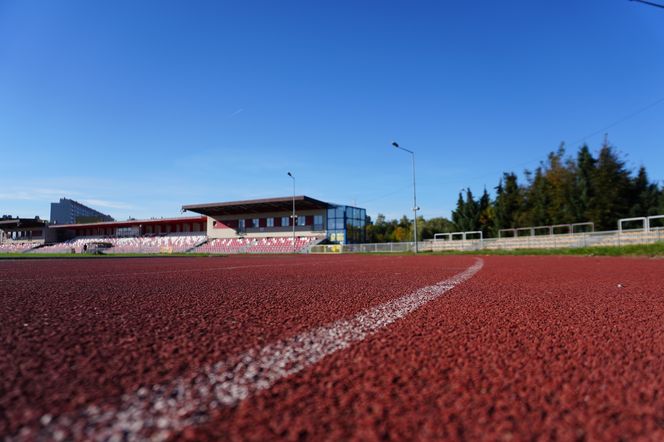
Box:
[0, 218, 48, 229]
[49, 216, 205, 230]
[182, 195, 330, 216]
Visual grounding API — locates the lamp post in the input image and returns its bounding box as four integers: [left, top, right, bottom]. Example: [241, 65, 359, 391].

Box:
[287, 172, 296, 252]
[392, 141, 419, 253]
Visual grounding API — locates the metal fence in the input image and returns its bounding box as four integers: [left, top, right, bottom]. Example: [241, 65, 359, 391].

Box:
[309, 241, 433, 254]
[309, 219, 664, 254]
[429, 229, 664, 252]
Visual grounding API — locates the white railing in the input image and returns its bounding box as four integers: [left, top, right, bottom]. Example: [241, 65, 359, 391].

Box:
[309, 241, 433, 254]
[311, 215, 663, 254]
[618, 217, 648, 233]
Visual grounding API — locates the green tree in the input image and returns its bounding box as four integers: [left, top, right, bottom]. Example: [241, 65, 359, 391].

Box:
[572, 145, 596, 221]
[522, 167, 550, 226]
[420, 217, 455, 239]
[452, 189, 481, 232]
[629, 167, 660, 217]
[477, 188, 494, 237]
[494, 173, 522, 231]
[455, 142, 661, 238]
[588, 145, 632, 230]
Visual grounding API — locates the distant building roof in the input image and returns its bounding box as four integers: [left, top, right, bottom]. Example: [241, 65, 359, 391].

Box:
[182, 195, 331, 216]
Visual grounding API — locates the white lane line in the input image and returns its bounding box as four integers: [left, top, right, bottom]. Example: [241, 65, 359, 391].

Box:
[14, 258, 483, 442]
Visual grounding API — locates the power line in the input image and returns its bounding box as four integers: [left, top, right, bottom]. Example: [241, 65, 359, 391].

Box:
[574, 96, 664, 144]
[443, 95, 664, 187]
[630, 0, 664, 9]
[358, 185, 411, 205]
[359, 94, 664, 207]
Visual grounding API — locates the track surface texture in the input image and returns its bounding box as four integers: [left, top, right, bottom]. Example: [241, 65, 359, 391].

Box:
[1, 254, 664, 441]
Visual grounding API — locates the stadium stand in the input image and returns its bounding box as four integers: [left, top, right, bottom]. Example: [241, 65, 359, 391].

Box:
[192, 236, 320, 254]
[32, 233, 206, 254]
[31, 238, 86, 254]
[104, 233, 206, 254]
[193, 238, 252, 254]
[244, 236, 321, 253]
[0, 241, 43, 253]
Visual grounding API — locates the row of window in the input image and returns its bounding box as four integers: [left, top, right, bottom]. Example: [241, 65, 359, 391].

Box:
[236, 215, 323, 229]
[3, 230, 43, 239]
[75, 223, 204, 236]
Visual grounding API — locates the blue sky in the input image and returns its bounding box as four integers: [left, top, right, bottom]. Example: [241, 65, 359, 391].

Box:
[1, 0, 663, 221]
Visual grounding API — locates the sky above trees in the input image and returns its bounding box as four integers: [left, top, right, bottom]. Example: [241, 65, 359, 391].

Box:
[1, 1, 663, 221]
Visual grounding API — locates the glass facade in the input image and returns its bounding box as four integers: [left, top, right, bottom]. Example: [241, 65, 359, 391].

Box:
[326, 205, 366, 244]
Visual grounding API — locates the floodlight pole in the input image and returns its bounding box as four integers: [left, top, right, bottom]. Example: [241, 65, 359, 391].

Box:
[392, 142, 419, 253]
[287, 172, 296, 252]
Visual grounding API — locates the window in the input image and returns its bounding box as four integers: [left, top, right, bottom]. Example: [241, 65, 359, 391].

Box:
[239, 219, 246, 229]
[297, 216, 305, 226]
[252, 218, 259, 228]
[314, 215, 323, 227]
[267, 217, 274, 227]
[281, 216, 289, 226]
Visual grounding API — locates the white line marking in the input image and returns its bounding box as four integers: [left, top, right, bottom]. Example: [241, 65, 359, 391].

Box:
[13, 258, 483, 441]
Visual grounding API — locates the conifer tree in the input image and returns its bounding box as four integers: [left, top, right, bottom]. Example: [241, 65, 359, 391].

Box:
[494, 173, 521, 230]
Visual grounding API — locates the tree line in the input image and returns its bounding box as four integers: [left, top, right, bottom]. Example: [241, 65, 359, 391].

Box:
[366, 142, 664, 242]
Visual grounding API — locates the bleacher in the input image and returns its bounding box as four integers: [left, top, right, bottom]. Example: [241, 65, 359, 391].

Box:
[31, 238, 87, 254]
[32, 233, 206, 254]
[244, 236, 320, 253]
[193, 238, 252, 254]
[192, 236, 320, 254]
[104, 233, 206, 254]
[0, 241, 43, 253]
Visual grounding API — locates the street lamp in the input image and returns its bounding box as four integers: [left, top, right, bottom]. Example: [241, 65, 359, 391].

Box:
[392, 141, 419, 253]
[287, 172, 296, 252]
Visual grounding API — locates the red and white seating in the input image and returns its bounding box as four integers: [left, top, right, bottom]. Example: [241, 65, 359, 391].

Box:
[104, 233, 206, 254]
[32, 238, 89, 254]
[243, 236, 319, 253]
[194, 238, 251, 254]
[33, 233, 206, 254]
[30, 234, 319, 255]
[0, 241, 43, 253]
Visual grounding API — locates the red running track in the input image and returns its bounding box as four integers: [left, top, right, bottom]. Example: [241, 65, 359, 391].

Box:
[1, 255, 664, 440]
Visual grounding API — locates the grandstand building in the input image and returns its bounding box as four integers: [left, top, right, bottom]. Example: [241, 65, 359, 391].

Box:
[50, 198, 114, 225]
[182, 195, 367, 244]
[41, 216, 208, 254]
[0, 217, 51, 242]
[4, 196, 366, 255]
[49, 216, 207, 240]
[0, 217, 55, 252]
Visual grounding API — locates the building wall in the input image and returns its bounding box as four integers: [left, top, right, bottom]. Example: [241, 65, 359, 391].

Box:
[0, 226, 52, 243]
[207, 209, 327, 239]
[50, 198, 114, 225]
[69, 220, 207, 237]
